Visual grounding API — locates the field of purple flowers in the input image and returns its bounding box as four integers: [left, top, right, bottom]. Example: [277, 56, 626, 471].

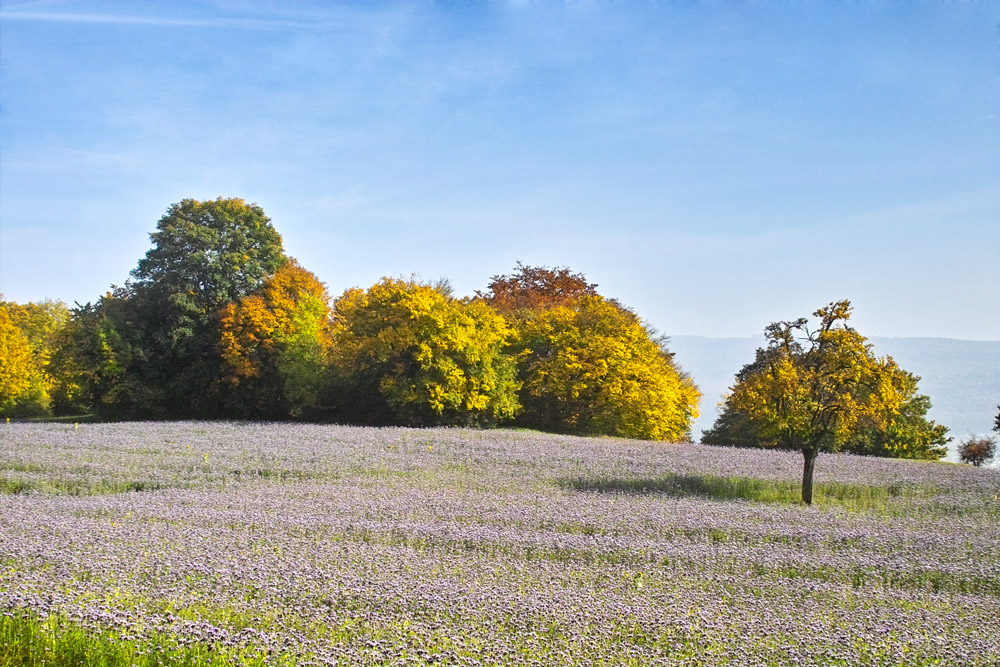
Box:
[2, 421, 999, 665]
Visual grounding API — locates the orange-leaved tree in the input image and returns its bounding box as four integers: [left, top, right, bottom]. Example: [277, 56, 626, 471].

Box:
[218, 260, 333, 418]
[477, 262, 598, 315]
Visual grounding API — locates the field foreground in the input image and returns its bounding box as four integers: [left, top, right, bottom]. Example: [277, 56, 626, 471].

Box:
[1, 422, 998, 666]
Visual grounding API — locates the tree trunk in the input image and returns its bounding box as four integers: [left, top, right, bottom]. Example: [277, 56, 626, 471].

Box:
[801, 447, 819, 505]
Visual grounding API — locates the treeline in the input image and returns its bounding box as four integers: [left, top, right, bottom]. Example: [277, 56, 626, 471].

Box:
[1, 198, 699, 441]
[1, 197, 953, 462]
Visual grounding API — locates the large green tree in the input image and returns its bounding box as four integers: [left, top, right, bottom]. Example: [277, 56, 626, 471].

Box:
[330, 277, 520, 427]
[49, 288, 150, 418]
[702, 300, 943, 504]
[123, 198, 287, 417]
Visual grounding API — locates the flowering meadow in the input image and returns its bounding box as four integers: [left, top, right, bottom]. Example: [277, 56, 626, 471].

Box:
[1, 422, 998, 666]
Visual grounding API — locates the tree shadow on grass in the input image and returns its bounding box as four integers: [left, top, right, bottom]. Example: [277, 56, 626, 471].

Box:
[562, 474, 922, 507]
[560, 474, 803, 504]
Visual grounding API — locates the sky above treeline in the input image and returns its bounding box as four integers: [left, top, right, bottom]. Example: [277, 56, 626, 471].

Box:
[2, 1, 997, 340]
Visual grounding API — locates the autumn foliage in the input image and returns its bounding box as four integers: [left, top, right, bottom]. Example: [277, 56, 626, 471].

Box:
[0, 307, 38, 415]
[3, 198, 963, 461]
[703, 301, 949, 503]
[218, 260, 334, 418]
[478, 262, 598, 314]
[474, 263, 699, 441]
[330, 278, 520, 427]
[958, 435, 996, 467]
[0, 300, 69, 416]
[515, 296, 699, 441]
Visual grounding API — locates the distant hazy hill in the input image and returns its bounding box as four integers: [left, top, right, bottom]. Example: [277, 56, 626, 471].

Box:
[670, 335, 1000, 459]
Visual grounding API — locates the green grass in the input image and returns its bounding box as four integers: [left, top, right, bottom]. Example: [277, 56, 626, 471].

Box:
[0, 611, 300, 667]
[0, 477, 168, 496]
[16, 414, 99, 424]
[560, 473, 939, 509]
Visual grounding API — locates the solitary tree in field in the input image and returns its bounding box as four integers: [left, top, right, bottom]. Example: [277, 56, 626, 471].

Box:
[703, 364, 949, 462]
[959, 435, 996, 467]
[707, 301, 912, 505]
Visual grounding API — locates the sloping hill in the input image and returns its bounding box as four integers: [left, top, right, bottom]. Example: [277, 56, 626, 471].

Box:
[670, 335, 1000, 458]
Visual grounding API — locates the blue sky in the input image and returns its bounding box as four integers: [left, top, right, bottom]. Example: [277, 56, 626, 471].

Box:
[2, 0, 997, 340]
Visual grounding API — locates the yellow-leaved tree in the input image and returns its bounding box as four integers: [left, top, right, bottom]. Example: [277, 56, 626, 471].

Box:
[479, 264, 699, 441]
[516, 295, 700, 441]
[0, 300, 70, 416]
[707, 300, 925, 504]
[0, 307, 40, 416]
[330, 277, 520, 426]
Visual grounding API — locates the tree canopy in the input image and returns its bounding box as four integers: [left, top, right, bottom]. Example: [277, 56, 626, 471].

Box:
[218, 260, 334, 419]
[515, 295, 699, 441]
[0, 300, 69, 416]
[330, 277, 520, 427]
[132, 198, 286, 314]
[11, 197, 968, 466]
[477, 262, 598, 315]
[958, 435, 996, 468]
[702, 300, 944, 504]
[123, 198, 288, 417]
[0, 307, 40, 416]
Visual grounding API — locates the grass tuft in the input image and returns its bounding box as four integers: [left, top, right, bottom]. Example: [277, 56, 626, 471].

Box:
[0, 611, 300, 667]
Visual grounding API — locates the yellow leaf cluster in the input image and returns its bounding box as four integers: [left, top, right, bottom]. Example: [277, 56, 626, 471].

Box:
[331, 278, 519, 425]
[518, 296, 699, 441]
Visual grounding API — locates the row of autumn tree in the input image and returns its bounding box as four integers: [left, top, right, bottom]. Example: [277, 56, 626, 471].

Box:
[1, 198, 699, 441]
[1, 197, 957, 477]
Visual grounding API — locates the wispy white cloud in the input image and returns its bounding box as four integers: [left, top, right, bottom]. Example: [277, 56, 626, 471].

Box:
[0, 10, 338, 31]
